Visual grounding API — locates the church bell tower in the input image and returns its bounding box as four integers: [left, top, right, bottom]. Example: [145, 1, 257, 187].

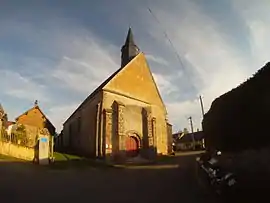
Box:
[121, 27, 140, 68]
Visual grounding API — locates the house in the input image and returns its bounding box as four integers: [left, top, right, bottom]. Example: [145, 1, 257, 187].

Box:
[14, 101, 56, 148]
[62, 28, 172, 161]
[15, 100, 56, 136]
[172, 131, 205, 151]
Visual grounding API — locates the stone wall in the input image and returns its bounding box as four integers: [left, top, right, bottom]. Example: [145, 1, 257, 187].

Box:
[63, 91, 102, 157]
[0, 122, 51, 161]
[103, 91, 169, 155]
[0, 141, 35, 161]
[102, 52, 169, 155]
[102, 97, 159, 162]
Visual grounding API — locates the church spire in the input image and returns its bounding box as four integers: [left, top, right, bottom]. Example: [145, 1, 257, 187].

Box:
[124, 27, 135, 46]
[121, 27, 140, 67]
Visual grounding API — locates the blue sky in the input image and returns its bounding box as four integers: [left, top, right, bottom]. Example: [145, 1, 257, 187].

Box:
[0, 0, 269, 132]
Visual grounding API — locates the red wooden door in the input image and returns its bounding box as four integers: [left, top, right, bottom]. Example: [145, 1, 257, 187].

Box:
[125, 136, 139, 157]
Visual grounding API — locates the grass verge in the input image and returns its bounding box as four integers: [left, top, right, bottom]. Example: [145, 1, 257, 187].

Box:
[0, 154, 24, 161]
[46, 152, 115, 170]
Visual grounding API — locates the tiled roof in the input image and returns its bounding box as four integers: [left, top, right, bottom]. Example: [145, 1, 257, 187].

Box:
[15, 105, 55, 130]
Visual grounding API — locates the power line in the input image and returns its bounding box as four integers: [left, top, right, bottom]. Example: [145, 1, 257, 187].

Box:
[146, 6, 196, 91]
[147, 2, 207, 130]
[147, 8, 185, 70]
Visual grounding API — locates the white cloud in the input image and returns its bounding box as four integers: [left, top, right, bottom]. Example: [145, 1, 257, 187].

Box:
[232, 0, 270, 67]
[166, 100, 202, 132]
[2, 1, 270, 134]
[47, 104, 79, 132]
[0, 19, 121, 131]
[48, 33, 122, 131]
[152, 73, 178, 95]
[151, 72, 202, 131]
[143, 0, 270, 132]
[52, 36, 119, 94]
[0, 69, 49, 102]
[146, 54, 169, 66]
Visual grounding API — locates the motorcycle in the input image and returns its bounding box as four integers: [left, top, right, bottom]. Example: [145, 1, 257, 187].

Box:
[197, 151, 237, 196]
[210, 170, 237, 195]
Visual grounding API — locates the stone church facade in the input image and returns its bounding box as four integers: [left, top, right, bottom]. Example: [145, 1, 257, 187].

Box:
[62, 28, 172, 162]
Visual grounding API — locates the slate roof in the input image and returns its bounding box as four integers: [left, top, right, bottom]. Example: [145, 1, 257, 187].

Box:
[125, 27, 136, 45]
[63, 58, 130, 125]
[174, 131, 205, 143]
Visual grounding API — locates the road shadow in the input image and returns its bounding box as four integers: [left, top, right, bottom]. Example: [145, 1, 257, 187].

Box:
[195, 154, 269, 203]
[53, 147, 182, 169]
[0, 152, 218, 203]
[48, 153, 180, 170]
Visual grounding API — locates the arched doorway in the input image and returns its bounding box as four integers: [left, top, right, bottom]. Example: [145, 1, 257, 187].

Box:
[125, 135, 139, 157]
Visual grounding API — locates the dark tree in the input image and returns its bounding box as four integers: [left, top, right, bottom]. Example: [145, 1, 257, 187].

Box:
[203, 62, 270, 152]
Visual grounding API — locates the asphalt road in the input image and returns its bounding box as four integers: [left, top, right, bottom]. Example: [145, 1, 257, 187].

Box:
[0, 152, 218, 203]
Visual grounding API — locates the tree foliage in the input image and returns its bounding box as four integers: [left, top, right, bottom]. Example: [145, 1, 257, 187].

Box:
[203, 62, 270, 152]
[14, 124, 27, 142]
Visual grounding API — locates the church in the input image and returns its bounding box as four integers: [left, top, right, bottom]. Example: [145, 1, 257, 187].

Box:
[62, 28, 172, 162]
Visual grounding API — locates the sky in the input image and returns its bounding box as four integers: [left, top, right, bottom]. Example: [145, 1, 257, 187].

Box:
[0, 0, 269, 133]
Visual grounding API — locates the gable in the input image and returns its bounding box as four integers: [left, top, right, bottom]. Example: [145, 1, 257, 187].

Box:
[103, 53, 166, 112]
[16, 106, 55, 131]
